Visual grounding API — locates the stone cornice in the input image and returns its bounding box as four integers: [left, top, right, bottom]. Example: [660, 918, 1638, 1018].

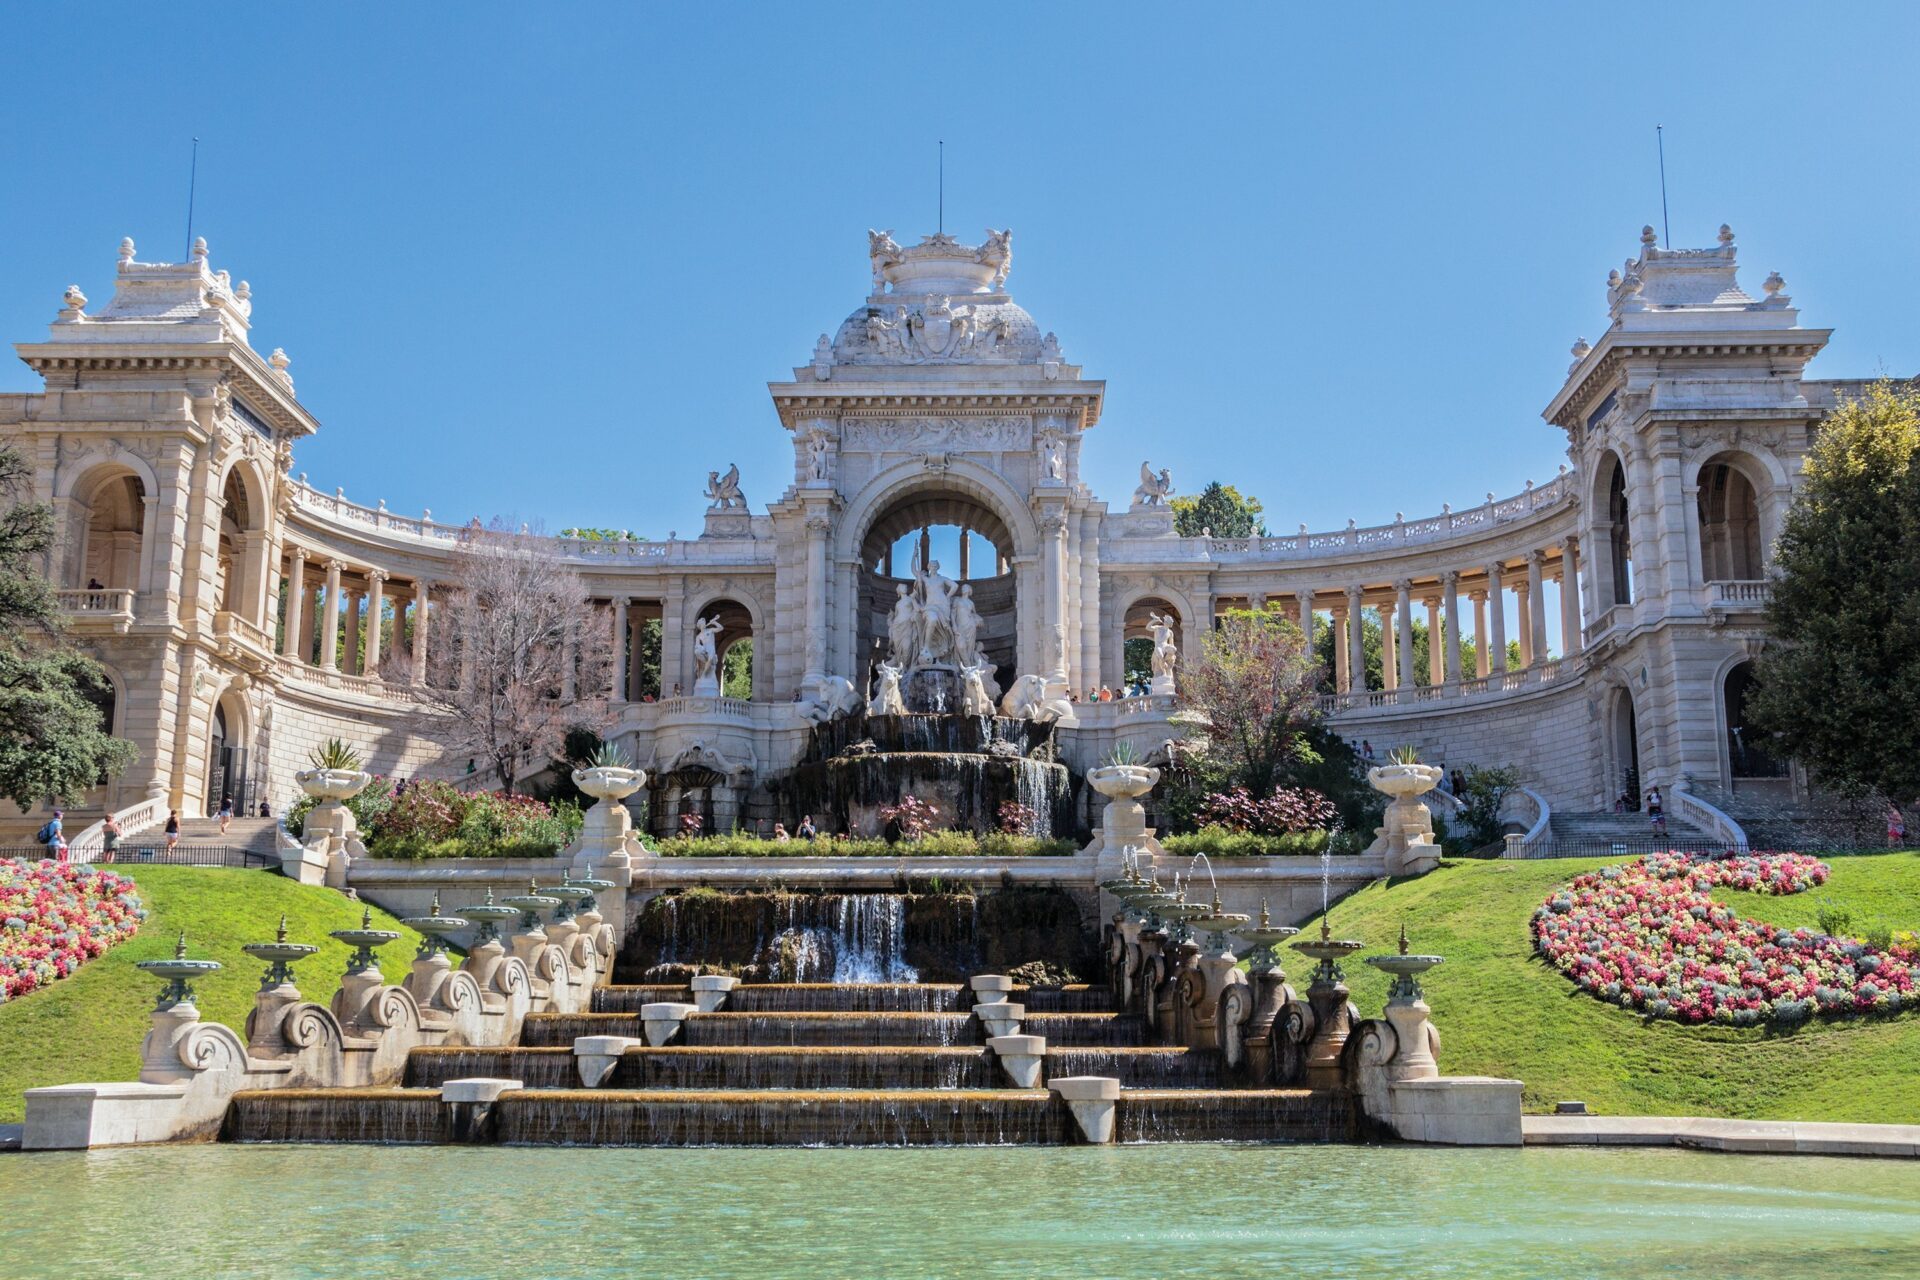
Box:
[13, 340, 320, 438]
[766, 384, 1105, 431]
[1545, 329, 1832, 430]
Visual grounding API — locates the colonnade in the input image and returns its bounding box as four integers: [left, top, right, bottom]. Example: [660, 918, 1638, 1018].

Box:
[278, 548, 432, 684]
[1229, 538, 1582, 700]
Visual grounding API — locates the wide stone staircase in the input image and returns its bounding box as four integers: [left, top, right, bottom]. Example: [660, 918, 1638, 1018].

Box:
[1540, 811, 1721, 856]
[166, 817, 287, 864]
[222, 980, 1357, 1146]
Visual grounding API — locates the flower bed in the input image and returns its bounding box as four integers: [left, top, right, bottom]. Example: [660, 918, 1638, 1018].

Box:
[1, 859, 145, 1002]
[1532, 852, 1919, 1025]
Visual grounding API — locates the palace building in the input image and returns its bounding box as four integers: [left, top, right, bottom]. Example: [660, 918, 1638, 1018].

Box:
[0, 222, 1871, 846]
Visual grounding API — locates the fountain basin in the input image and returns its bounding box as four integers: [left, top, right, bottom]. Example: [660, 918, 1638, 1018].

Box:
[294, 767, 373, 802]
[571, 766, 647, 804]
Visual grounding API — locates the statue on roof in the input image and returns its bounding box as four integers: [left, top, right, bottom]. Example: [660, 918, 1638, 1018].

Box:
[704, 463, 746, 510]
[1133, 462, 1175, 508]
[868, 229, 905, 291]
[977, 228, 1013, 290]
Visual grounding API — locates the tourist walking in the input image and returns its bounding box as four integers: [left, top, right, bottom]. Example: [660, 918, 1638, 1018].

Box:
[38, 809, 66, 862]
[1889, 804, 1906, 849]
[1645, 786, 1665, 837]
[217, 795, 234, 835]
[164, 808, 181, 852]
[101, 813, 121, 863]
[1361, 740, 1375, 763]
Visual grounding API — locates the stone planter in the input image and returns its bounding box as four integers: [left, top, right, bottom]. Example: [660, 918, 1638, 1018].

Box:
[571, 766, 647, 805]
[294, 768, 372, 803]
[1365, 763, 1443, 877]
[1087, 764, 1160, 802]
[1367, 762, 1443, 799]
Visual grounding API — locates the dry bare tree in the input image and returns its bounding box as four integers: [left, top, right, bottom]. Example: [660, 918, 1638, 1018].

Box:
[412, 521, 614, 793]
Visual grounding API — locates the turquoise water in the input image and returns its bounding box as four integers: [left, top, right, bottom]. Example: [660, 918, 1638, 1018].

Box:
[3, 1143, 1918, 1279]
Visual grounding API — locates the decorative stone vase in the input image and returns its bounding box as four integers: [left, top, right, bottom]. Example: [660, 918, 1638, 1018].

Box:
[1086, 765, 1163, 880]
[570, 766, 647, 806]
[294, 767, 373, 803]
[1364, 763, 1444, 877]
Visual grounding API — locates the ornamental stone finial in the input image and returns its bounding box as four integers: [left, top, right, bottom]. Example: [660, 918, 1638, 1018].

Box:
[236, 280, 251, 300]
[1607, 269, 1620, 288]
[270, 348, 291, 371]
[1763, 271, 1785, 297]
[1640, 225, 1657, 247]
[118, 236, 136, 265]
[1570, 337, 1591, 360]
[1718, 223, 1735, 246]
[60, 285, 87, 317]
[192, 236, 209, 261]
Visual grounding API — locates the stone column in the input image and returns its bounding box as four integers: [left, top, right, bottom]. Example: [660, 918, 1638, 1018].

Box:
[1526, 549, 1549, 665]
[1514, 579, 1534, 667]
[410, 581, 431, 686]
[346, 589, 366, 676]
[1394, 580, 1415, 693]
[1441, 570, 1463, 685]
[282, 549, 308, 658]
[1380, 602, 1398, 691]
[1560, 535, 1582, 658]
[1332, 607, 1350, 692]
[1470, 590, 1489, 679]
[957, 524, 970, 579]
[803, 513, 830, 686]
[1485, 562, 1507, 679]
[1296, 589, 1315, 652]
[1346, 586, 1366, 693]
[319, 559, 343, 669]
[364, 570, 387, 676]
[1424, 597, 1443, 685]
[1042, 514, 1069, 680]
[610, 596, 631, 701]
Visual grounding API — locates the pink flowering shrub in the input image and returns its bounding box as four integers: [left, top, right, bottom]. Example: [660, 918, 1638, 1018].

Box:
[996, 800, 1043, 836]
[1198, 785, 1337, 835]
[1532, 852, 1918, 1026]
[878, 795, 941, 839]
[0, 859, 145, 1003]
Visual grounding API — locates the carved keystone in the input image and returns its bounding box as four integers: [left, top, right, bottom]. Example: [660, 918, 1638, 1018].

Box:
[689, 974, 739, 1013]
[1049, 1075, 1121, 1144]
[973, 1001, 1025, 1039]
[572, 1035, 642, 1086]
[641, 1002, 699, 1047]
[987, 1034, 1046, 1088]
[969, 974, 1015, 1003]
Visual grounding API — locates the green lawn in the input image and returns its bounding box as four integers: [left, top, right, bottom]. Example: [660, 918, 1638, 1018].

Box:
[1323, 852, 1920, 1124]
[0, 867, 433, 1125]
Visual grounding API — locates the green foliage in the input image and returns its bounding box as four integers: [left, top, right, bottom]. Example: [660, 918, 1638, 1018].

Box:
[651, 832, 1077, 858]
[1815, 897, 1855, 939]
[722, 637, 753, 699]
[582, 741, 633, 770]
[289, 778, 581, 859]
[1171, 481, 1266, 538]
[0, 444, 137, 806]
[1312, 609, 1522, 690]
[1121, 635, 1153, 685]
[1387, 744, 1421, 765]
[1104, 739, 1142, 768]
[1162, 826, 1331, 857]
[1176, 607, 1322, 801]
[1450, 763, 1521, 852]
[0, 867, 437, 1123]
[1748, 381, 1920, 806]
[558, 527, 647, 542]
[1330, 852, 1920, 1122]
[307, 737, 362, 771]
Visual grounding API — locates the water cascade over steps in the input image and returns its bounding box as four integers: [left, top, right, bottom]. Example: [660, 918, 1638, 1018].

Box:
[222, 957, 1362, 1147]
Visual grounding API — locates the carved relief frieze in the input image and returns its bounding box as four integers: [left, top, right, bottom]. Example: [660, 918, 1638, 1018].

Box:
[840, 416, 1032, 452]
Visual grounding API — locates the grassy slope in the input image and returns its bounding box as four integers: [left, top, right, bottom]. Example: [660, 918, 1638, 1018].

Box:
[1325, 852, 1920, 1124]
[0, 867, 431, 1125]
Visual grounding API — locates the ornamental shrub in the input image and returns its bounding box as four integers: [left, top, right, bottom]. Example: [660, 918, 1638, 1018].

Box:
[1163, 826, 1332, 857]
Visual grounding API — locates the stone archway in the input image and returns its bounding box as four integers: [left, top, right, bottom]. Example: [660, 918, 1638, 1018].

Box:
[1696, 455, 1765, 581]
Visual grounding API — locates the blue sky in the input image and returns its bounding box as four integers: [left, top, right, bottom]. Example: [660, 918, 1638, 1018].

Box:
[4, 4, 1917, 539]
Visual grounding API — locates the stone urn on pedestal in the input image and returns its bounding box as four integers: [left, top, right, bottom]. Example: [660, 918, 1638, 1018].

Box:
[295, 739, 374, 890]
[569, 760, 647, 878]
[1363, 759, 1445, 877]
[1086, 760, 1162, 880]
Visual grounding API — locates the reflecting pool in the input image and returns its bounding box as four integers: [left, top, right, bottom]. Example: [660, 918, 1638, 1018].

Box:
[3, 1143, 1917, 1279]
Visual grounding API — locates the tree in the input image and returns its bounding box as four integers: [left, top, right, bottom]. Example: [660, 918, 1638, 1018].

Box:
[1172, 482, 1266, 538]
[0, 443, 136, 806]
[1747, 381, 1920, 806]
[416, 523, 614, 794]
[1175, 608, 1324, 799]
[722, 637, 753, 698]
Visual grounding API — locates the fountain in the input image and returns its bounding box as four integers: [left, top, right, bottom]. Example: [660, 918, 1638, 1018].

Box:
[460, 888, 525, 992]
[1229, 900, 1300, 1074]
[133, 933, 225, 1085]
[1178, 889, 1250, 1050]
[1290, 916, 1366, 1089]
[402, 894, 472, 1009]
[137, 931, 223, 1010]
[330, 906, 403, 1033]
[1364, 924, 1446, 1078]
[502, 881, 563, 967]
[241, 916, 320, 1055]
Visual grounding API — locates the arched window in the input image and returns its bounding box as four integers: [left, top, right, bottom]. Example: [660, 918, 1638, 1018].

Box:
[1122, 598, 1181, 691]
[1697, 460, 1763, 581]
[1605, 459, 1633, 607]
[76, 471, 147, 591]
[1724, 662, 1788, 779]
[695, 598, 756, 699]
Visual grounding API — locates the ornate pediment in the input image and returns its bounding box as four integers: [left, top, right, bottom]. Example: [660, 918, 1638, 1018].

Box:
[841, 416, 1031, 452]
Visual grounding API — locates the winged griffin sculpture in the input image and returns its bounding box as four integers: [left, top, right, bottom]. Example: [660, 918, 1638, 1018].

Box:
[1133, 462, 1174, 507]
[704, 463, 746, 510]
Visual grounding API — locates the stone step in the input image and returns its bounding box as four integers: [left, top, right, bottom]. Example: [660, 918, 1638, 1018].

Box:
[408, 1045, 1004, 1091]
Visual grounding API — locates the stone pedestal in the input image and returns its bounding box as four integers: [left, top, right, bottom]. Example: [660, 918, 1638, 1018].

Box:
[987, 1034, 1046, 1087]
[1084, 765, 1163, 880]
[331, 968, 387, 1035]
[462, 938, 507, 993]
[1050, 1076, 1120, 1143]
[246, 983, 305, 1056]
[1363, 763, 1445, 877]
[406, 951, 455, 1011]
[1303, 979, 1357, 1091]
[139, 1002, 208, 1085]
[1187, 954, 1245, 1051]
[974, 1001, 1024, 1038]
[641, 1002, 698, 1046]
[690, 974, 738, 1013]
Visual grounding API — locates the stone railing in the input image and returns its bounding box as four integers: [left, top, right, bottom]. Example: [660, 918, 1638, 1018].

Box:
[277, 656, 429, 705]
[1708, 579, 1772, 607]
[56, 587, 135, 618]
[212, 610, 274, 654]
[637, 695, 757, 721]
[1500, 787, 1551, 858]
[1197, 470, 1577, 562]
[68, 795, 168, 854]
[1318, 655, 1586, 715]
[1670, 783, 1750, 853]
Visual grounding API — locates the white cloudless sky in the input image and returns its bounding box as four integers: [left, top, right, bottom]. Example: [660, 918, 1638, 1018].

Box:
[3, 3, 1915, 545]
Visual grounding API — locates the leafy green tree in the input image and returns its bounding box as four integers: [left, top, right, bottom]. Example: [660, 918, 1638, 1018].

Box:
[1748, 382, 1920, 806]
[722, 638, 753, 699]
[0, 443, 137, 805]
[1172, 482, 1266, 538]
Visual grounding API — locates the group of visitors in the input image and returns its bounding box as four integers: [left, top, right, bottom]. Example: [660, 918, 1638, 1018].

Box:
[768, 815, 821, 842]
